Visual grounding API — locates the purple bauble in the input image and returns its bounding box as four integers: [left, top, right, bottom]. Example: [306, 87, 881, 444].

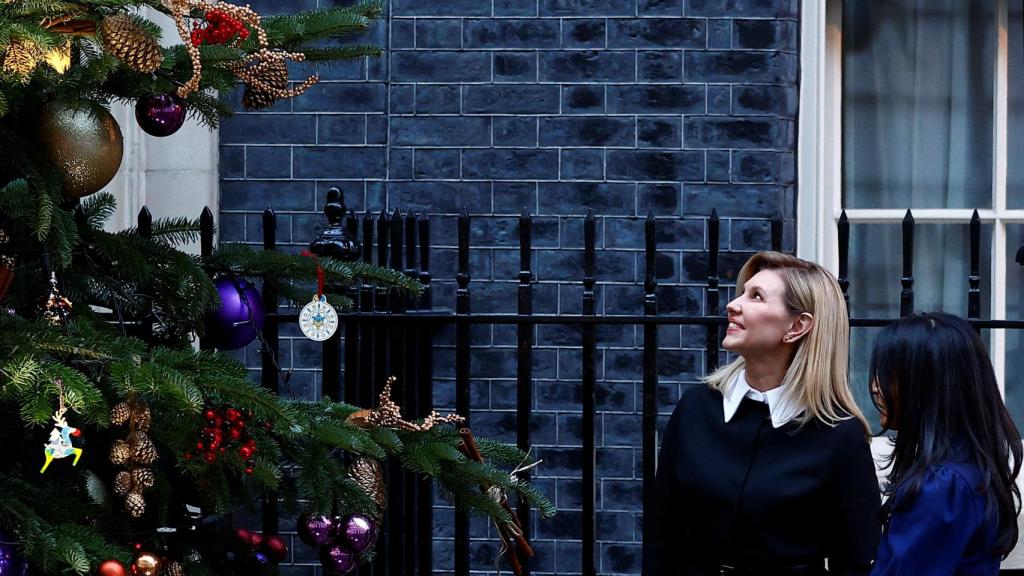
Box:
[335, 513, 375, 554]
[0, 532, 27, 576]
[135, 93, 187, 137]
[297, 513, 334, 547]
[207, 277, 264, 350]
[320, 544, 355, 575]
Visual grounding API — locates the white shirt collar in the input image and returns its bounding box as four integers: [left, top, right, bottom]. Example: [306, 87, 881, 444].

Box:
[722, 370, 804, 429]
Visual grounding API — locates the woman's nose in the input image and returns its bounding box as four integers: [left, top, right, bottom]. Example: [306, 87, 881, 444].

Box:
[725, 298, 741, 315]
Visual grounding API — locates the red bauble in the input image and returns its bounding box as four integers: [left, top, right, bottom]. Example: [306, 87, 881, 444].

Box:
[260, 535, 289, 564]
[225, 408, 241, 422]
[229, 428, 242, 441]
[238, 445, 254, 460]
[203, 408, 216, 420]
[96, 559, 128, 576]
[249, 532, 263, 550]
[234, 527, 252, 546]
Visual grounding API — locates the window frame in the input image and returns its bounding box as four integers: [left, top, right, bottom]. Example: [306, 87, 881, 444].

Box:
[798, 0, 1024, 389]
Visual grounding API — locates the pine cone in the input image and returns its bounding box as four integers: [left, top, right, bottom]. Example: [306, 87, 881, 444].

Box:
[110, 440, 132, 465]
[100, 14, 163, 73]
[241, 87, 276, 111]
[161, 561, 185, 576]
[110, 402, 132, 426]
[241, 60, 288, 111]
[114, 470, 134, 496]
[125, 491, 146, 518]
[133, 403, 152, 432]
[2, 38, 39, 79]
[129, 430, 158, 465]
[132, 467, 155, 491]
[349, 457, 386, 517]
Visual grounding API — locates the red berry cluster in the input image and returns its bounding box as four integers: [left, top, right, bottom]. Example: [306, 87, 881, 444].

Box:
[187, 404, 265, 474]
[190, 9, 249, 47]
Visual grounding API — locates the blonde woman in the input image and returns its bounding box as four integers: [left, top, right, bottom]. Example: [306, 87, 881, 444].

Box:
[645, 252, 881, 576]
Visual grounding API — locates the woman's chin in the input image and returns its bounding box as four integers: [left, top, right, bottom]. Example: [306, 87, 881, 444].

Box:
[721, 337, 741, 353]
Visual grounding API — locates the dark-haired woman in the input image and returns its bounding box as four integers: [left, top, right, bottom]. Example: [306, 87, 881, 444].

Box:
[869, 312, 1023, 575]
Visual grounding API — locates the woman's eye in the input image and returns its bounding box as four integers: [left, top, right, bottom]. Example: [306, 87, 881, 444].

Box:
[752, 292, 763, 301]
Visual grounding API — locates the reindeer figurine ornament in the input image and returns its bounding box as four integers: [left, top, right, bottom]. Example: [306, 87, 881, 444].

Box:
[40, 379, 83, 473]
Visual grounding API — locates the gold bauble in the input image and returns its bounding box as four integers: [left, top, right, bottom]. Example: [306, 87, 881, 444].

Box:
[132, 551, 160, 576]
[36, 100, 123, 199]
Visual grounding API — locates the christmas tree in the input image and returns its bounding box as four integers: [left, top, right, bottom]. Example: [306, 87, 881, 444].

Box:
[0, 1, 553, 575]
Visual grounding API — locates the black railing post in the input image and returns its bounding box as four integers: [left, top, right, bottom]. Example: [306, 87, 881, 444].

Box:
[454, 208, 471, 576]
[402, 211, 419, 576]
[838, 211, 850, 310]
[375, 210, 391, 399]
[900, 210, 915, 317]
[374, 209, 391, 576]
[137, 206, 152, 238]
[199, 207, 215, 351]
[517, 208, 534, 576]
[968, 210, 981, 320]
[137, 207, 153, 342]
[360, 211, 375, 409]
[581, 210, 596, 576]
[261, 207, 279, 535]
[642, 212, 658, 567]
[416, 213, 434, 576]
[418, 215, 432, 311]
[706, 209, 721, 372]
[353, 209, 375, 576]
[387, 208, 407, 576]
[344, 208, 360, 405]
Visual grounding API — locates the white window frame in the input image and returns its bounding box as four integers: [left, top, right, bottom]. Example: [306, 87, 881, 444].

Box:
[797, 0, 1024, 390]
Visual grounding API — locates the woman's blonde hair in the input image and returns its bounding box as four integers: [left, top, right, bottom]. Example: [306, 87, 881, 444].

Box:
[705, 251, 869, 433]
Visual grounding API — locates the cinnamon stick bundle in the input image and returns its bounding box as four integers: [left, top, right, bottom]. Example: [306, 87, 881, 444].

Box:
[458, 428, 535, 575]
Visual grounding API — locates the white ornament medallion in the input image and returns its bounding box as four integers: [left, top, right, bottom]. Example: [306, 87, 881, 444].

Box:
[299, 295, 338, 341]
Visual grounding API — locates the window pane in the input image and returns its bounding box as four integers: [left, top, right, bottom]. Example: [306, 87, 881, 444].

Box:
[847, 223, 992, 318]
[1005, 226, 1024, 426]
[847, 223, 993, 422]
[843, 1, 994, 209]
[1009, 0, 1024, 208]
[851, 327, 884, 431]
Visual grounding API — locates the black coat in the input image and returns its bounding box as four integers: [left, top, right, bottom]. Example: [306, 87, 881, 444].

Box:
[645, 384, 881, 575]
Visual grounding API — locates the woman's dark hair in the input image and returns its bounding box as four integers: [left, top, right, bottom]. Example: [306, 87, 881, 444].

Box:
[871, 312, 1023, 557]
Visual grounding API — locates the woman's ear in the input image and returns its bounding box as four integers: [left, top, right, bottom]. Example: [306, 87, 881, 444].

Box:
[783, 312, 814, 344]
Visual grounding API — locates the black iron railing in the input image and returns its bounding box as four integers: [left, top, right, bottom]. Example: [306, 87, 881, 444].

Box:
[140, 189, 1024, 576]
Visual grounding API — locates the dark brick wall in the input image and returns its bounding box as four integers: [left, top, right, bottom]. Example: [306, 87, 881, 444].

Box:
[219, 0, 798, 573]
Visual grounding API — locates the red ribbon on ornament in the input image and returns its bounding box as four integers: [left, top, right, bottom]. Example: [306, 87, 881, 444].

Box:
[300, 251, 325, 298]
